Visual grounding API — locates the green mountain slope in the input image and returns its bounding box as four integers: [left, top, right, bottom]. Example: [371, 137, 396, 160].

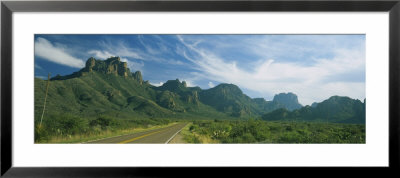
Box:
[199, 84, 257, 117]
[261, 96, 366, 124]
[198, 84, 304, 117]
[35, 57, 233, 122]
[35, 56, 365, 124]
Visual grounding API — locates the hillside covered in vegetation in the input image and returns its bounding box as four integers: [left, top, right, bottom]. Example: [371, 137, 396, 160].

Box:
[34, 57, 366, 143]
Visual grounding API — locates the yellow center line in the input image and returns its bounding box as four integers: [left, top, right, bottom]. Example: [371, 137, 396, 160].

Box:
[118, 125, 177, 144]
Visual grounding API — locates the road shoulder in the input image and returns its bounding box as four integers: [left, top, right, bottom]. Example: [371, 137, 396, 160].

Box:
[168, 123, 191, 144]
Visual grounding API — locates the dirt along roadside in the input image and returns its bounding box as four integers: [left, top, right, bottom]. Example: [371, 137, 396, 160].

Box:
[168, 122, 191, 144]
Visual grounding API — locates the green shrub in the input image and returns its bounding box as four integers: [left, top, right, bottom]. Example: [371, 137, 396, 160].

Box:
[89, 117, 112, 129]
[187, 120, 365, 143]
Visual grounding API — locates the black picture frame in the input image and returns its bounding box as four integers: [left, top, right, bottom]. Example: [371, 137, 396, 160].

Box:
[1, 0, 399, 177]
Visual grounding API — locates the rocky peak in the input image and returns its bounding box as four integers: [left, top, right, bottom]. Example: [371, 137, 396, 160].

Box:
[272, 92, 302, 111]
[213, 84, 243, 95]
[157, 79, 189, 93]
[84, 57, 131, 77]
[183, 90, 199, 105]
[311, 102, 318, 108]
[86, 57, 96, 72]
[165, 79, 186, 86]
[133, 71, 143, 84]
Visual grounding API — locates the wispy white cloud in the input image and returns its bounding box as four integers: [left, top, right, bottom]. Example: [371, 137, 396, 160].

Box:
[34, 64, 43, 70]
[126, 60, 145, 73]
[208, 81, 215, 88]
[167, 59, 185, 65]
[150, 82, 164, 87]
[35, 37, 85, 68]
[89, 39, 188, 76]
[138, 35, 162, 55]
[177, 35, 365, 105]
[96, 40, 143, 59]
[136, 36, 188, 65]
[88, 43, 145, 73]
[182, 79, 196, 87]
[87, 50, 115, 59]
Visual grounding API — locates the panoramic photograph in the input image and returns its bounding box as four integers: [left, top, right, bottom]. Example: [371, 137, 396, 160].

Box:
[34, 34, 366, 144]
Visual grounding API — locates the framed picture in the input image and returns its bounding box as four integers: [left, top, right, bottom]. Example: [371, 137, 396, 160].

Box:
[1, 0, 399, 177]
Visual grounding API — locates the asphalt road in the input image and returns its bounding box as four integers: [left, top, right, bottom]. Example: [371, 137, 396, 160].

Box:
[86, 122, 187, 144]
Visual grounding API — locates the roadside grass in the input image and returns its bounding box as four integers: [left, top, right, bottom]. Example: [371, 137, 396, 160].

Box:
[181, 122, 220, 144]
[37, 122, 178, 144]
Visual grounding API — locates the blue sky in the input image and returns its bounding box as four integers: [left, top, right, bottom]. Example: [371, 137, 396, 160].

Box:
[34, 34, 365, 105]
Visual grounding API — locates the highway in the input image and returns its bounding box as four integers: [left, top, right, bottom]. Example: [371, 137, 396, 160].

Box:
[86, 122, 187, 144]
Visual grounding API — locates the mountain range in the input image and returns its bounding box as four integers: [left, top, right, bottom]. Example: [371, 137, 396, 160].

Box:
[34, 57, 365, 123]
